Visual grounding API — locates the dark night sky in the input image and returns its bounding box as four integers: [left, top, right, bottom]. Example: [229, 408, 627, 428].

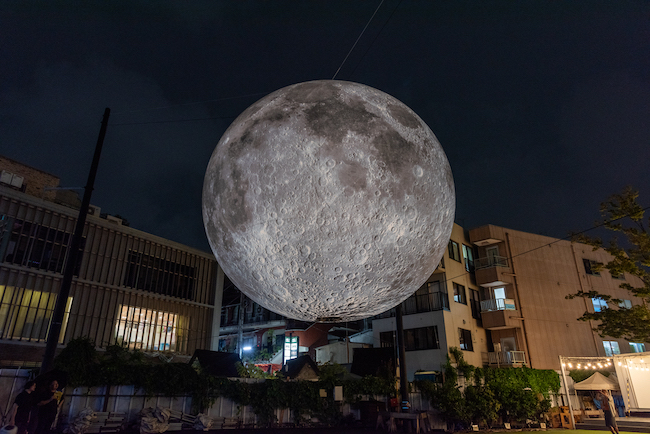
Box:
[2, 1, 649, 252]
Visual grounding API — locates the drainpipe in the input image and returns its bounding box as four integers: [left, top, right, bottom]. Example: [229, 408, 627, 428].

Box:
[505, 232, 532, 367]
[570, 244, 601, 353]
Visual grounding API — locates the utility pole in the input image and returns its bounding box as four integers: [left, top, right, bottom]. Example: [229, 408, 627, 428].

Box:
[395, 304, 409, 410]
[41, 108, 110, 374]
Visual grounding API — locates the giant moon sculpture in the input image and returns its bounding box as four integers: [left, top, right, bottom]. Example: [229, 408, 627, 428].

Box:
[203, 80, 454, 322]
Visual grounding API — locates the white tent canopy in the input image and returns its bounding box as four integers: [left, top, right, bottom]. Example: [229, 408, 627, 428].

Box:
[574, 372, 620, 391]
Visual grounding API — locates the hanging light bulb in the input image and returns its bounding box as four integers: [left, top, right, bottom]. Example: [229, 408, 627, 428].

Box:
[568, 363, 573, 368]
[618, 361, 622, 366]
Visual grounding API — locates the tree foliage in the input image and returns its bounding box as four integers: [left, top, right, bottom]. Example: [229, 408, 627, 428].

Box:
[567, 187, 650, 342]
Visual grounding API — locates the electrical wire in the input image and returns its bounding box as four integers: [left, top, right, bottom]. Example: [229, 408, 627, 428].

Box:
[346, 0, 404, 80]
[332, 0, 385, 80]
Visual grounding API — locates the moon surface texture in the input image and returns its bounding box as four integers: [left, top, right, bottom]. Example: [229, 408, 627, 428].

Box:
[203, 80, 455, 322]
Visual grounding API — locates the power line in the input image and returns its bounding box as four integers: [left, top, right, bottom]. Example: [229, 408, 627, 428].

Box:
[441, 204, 650, 286]
[347, 0, 404, 80]
[332, 0, 385, 80]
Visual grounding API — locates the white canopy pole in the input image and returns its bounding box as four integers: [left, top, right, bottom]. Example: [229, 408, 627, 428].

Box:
[559, 355, 576, 429]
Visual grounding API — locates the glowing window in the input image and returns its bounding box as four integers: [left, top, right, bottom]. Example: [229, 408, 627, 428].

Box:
[592, 298, 608, 312]
[0, 285, 72, 342]
[115, 305, 182, 352]
[603, 341, 620, 357]
[630, 343, 646, 353]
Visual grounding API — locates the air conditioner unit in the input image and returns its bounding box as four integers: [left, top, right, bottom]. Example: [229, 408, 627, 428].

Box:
[87, 205, 101, 216]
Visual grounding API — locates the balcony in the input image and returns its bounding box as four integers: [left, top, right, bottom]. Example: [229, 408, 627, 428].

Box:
[480, 298, 521, 330]
[475, 255, 509, 270]
[480, 298, 516, 312]
[474, 255, 511, 287]
[487, 350, 526, 367]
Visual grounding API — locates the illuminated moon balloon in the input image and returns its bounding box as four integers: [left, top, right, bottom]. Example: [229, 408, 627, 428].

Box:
[203, 80, 454, 322]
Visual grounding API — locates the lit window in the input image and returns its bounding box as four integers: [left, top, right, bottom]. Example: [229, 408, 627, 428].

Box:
[618, 299, 632, 309]
[592, 298, 608, 312]
[115, 305, 183, 352]
[283, 335, 299, 363]
[0, 286, 72, 342]
[630, 343, 646, 353]
[603, 341, 620, 356]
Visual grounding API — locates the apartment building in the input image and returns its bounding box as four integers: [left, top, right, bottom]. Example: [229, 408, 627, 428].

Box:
[0, 156, 223, 366]
[371, 223, 488, 380]
[469, 224, 648, 370]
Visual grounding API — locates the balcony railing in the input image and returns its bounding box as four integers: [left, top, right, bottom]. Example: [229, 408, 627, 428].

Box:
[402, 291, 450, 314]
[480, 298, 516, 312]
[488, 350, 526, 366]
[475, 255, 509, 270]
[220, 304, 284, 327]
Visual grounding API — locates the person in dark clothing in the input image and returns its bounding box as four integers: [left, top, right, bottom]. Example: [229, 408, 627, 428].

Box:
[596, 389, 620, 434]
[8, 380, 37, 434]
[33, 380, 61, 434]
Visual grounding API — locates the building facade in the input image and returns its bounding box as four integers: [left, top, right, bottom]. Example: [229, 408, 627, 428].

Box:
[372, 223, 488, 380]
[0, 156, 222, 366]
[469, 224, 648, 371]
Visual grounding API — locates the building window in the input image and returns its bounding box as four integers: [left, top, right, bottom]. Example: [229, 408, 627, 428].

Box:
[462, 244, 475, 272]
[592, 298, 608, 312]
[459, 328, 473, 351]
[0, 216, 84, 275]
[124, 250, 196, 300]
[284, 335, 299, 363]
[583, 259, 601, 276]
[630, 342, 646, 353]
[453, 283, 466, 304]
[618, 299, 632, 309]
[0, 285, 72, 342]
[448, 240, 461, 262]
[380, 330, 395, 348]
[115, 305, 185, 352]
[470, 289, 481, 320]
[603, 341, 620, 357]
[380, 326, 440, 351]
[403, 280, 449, 313]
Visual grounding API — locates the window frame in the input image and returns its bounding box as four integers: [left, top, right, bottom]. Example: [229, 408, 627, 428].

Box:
[583, 259, 601, 276]
[448, 240, 461, 262]
[453, 282, 467, 305]
[591, 297, 608, 312]
[603, 340, 620, 356]
[462, 244, 475, 272]
[459, 328, 473, 352]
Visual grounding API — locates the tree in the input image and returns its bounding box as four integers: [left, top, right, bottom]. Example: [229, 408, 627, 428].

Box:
[567, 187, 650, 342]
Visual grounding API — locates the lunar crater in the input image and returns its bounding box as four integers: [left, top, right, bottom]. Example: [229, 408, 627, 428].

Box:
[203, 80, 454, 322]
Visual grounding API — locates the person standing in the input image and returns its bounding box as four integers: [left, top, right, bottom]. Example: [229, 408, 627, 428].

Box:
[7, 381, 36, 434]
[596, 389, 620, 434]
[33, 380, 61, 434]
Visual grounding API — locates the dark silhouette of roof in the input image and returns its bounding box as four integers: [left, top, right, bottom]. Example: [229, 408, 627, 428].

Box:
[351, 347, 395, 378]
[282, 355, 320, 380]
[189, 349, 241, 377]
